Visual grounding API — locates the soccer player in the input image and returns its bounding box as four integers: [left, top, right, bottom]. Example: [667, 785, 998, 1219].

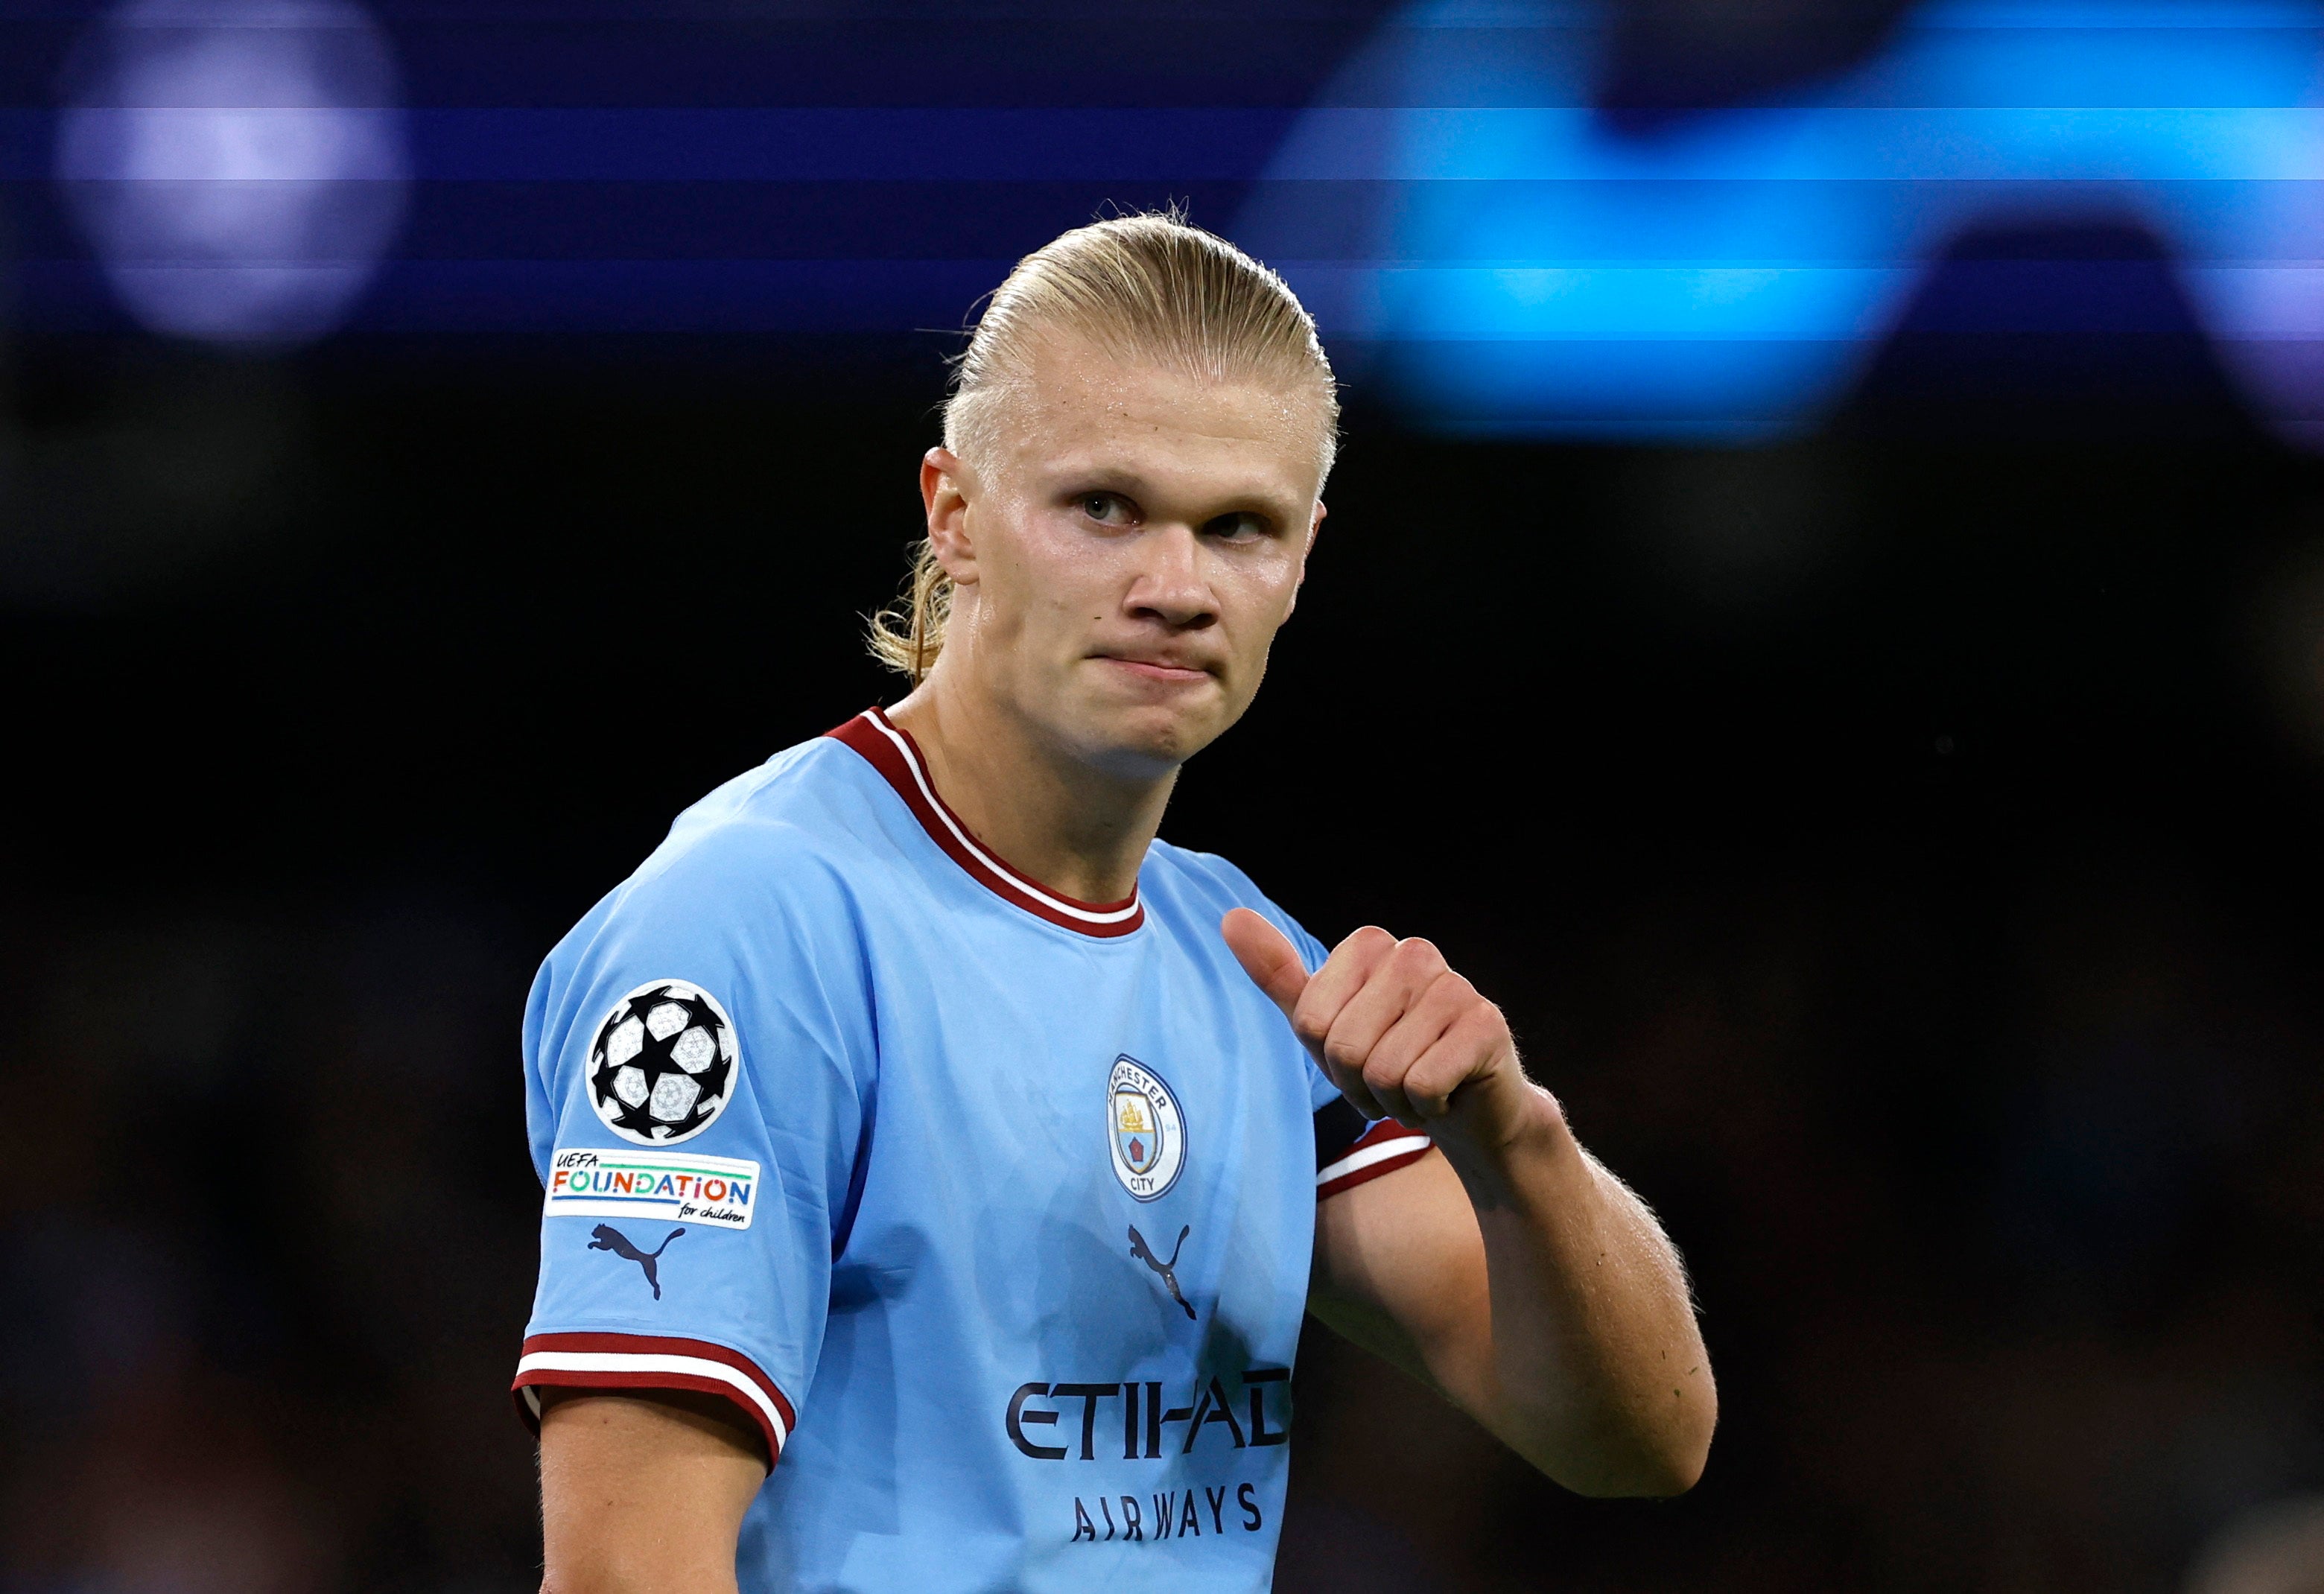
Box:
[515, 215, 1715, 1594]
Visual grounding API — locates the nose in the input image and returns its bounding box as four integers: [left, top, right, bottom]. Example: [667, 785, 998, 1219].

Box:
[1125, 524, 1218, 631]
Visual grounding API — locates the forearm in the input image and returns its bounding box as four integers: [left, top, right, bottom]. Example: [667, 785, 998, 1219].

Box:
[1438, 1087, 1715, 1496]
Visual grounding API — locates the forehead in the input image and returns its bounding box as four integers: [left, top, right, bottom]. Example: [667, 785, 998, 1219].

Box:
[993, 333, 1329, 500]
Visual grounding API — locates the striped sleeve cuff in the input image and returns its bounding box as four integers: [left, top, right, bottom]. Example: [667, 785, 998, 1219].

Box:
[1317, 1119, 1432, 1200]
[512, 1331, 794, 1469]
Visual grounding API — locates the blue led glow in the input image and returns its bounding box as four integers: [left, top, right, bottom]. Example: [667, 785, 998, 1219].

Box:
[1239, 0, 2324, 441]
[54, 0, 410, 348]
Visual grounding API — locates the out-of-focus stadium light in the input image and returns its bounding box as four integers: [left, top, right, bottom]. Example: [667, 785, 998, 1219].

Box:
[54, 0, 408, 346]
[1240, 0, 2324, 444]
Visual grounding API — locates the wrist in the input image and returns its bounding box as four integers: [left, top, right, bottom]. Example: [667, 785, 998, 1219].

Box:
[1434, 1073, 1575, 1206]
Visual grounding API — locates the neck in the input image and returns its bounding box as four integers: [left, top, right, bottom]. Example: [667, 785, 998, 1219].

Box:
[886, 671, 1174, 906]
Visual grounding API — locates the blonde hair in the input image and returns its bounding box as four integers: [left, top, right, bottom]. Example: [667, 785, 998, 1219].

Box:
[867, 212, 1338, 683]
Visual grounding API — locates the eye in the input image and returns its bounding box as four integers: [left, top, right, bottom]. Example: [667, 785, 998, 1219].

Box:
[1205, 512, 1269, 543]
[1079, 492, 1130, 524]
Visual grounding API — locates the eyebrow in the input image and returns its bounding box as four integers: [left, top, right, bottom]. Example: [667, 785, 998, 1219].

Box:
[1052, 465, 1154, 495]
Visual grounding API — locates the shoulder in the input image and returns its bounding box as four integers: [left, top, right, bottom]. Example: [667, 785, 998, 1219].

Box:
[1141, 837, 1267, 906]
[521, 734, 907, 1146]
[626, 734, 882, 912]
[1143, 839, 1329, 971]
[536, 734, 894, 1010]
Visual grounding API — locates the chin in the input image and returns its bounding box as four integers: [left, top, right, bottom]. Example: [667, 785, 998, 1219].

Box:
[1076, 703, 1226, 778]
[1031, 669, 1246, 777]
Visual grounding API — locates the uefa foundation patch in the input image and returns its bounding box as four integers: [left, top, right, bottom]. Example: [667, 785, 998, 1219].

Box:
[546, 1146, 761, 1231]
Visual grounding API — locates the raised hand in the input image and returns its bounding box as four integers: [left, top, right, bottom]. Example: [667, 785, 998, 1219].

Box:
[1221, 907, 1543, 1146]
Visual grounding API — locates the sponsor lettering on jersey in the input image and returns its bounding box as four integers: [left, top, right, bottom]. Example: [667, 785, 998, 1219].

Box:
[1006, 1369, 1289, 1461]
[545, 1146, 760, 1231]
[1068, 1483, 1266, 1543]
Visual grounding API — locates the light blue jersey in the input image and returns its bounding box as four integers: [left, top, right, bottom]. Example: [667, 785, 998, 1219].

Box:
[513, 709, 1429, 1594]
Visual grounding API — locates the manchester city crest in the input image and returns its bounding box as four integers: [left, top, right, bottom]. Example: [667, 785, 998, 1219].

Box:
[1108, 1055, 1185, 1201]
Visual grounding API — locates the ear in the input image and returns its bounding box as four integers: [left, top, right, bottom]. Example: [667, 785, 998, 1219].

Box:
[921, 447, 980, 586]
[1283, 498, 1325, 620]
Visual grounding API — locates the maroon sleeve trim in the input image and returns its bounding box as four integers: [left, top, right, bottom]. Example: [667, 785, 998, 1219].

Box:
[511, 1330, 793, 1469]
[1316, 1118, 1433, 1201]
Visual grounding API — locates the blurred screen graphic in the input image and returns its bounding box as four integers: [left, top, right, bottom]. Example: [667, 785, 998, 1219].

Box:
[1242, 0, 2324, 442]
[20, 0, 2324, 445]
[52, 0, 410, 346]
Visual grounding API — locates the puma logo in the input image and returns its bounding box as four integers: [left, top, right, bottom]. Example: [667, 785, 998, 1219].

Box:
[588, 1224, 685, 1300]
[1128, 1223, 1196, 1321]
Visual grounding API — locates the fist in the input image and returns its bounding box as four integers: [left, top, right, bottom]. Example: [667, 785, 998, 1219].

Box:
[1222, 907, 1535, 1140]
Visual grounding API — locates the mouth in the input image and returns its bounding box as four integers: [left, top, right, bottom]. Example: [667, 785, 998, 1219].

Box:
[1093, 653, 1215, 685]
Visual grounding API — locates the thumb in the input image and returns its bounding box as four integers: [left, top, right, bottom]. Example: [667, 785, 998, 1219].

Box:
[1222, 907, 1309, 1023]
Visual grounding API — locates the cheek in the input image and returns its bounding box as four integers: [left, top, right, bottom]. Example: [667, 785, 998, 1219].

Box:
[1241, 544, 1309, 612]
[1216, 553, 1306, 647]
[988, 516, 1124, 641]
[1025, 518, 1136, 604]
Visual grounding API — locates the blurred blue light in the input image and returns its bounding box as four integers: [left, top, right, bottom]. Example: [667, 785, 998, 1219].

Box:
[400, 109, 1299, 183]
[54, 0, 410, 347]
[1240, 0, 2324, 442]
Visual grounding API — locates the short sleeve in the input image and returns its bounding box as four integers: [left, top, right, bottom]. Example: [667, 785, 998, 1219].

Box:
[1313, 1099, 1431, 1200]
[1234, 886, 1433, 1201]
[510, 825, 874, 1469]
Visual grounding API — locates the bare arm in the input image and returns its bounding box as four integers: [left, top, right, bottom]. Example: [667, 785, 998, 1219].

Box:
[1225, 911, 1715, 1497]
[1312, 1128, 1712, 1495]
[538, 1388, 766, 1594]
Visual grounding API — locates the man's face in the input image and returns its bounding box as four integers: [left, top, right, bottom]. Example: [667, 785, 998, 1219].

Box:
[922, 333, 1328, 779]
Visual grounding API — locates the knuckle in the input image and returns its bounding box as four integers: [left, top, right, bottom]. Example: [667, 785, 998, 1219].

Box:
[1391, 936, 1444, 974]
[1430, 969, 1477, 1007]
[1291, 997, 1333, 1044]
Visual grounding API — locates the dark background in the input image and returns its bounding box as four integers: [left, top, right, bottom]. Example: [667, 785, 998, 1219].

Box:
[7, 4, 2324, 1593]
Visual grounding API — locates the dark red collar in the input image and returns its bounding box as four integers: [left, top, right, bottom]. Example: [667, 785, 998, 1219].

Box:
[826, 708, 1146, 939]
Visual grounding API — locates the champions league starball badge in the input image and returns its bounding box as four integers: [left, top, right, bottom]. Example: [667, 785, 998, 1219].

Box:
[1108, 1055, 1185, 1201]
[586, 979, 739, 1145]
